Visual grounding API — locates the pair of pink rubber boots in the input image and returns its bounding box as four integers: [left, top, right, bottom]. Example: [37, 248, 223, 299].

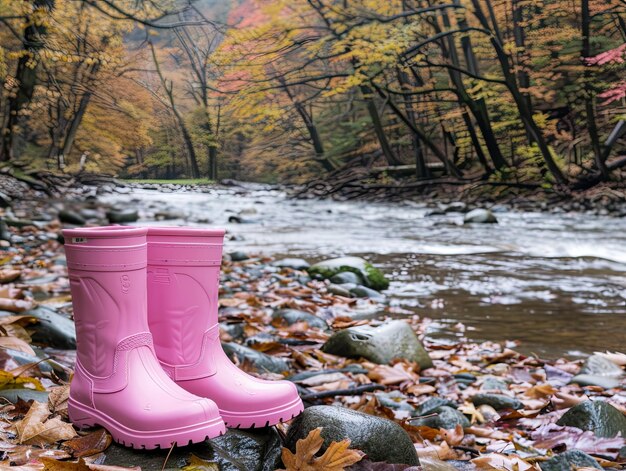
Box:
[63, 226, 303, 449]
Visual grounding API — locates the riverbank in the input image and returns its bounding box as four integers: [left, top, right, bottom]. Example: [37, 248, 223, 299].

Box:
[0, 196, 624, 468]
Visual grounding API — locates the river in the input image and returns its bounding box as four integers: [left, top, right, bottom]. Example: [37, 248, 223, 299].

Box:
[105, 185, 626, 359]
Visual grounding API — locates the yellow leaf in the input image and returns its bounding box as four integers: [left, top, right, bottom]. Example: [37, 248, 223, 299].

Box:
[280, 428, 363, 471]
[181, 454, 220, 470]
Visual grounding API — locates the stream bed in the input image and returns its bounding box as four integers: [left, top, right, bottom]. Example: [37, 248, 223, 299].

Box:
[105, 185, 626, 359]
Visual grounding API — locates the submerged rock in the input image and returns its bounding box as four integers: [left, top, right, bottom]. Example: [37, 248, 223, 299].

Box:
[285, 406, 419, 465]
[556, 400, 626, 437]
[464, 208, 497, 224]
[539, 450, 601, 471]
[308, 256, 389, 291]
[322, 320, 433, 369]
[222, 342, 289, 374]
[272, 309, 328, 330]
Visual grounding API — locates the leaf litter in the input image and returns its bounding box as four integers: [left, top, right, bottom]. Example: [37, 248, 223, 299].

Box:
[0, 215, 623, 470]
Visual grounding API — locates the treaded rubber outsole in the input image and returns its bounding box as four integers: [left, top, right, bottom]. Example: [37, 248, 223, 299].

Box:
[69, 399, 226, 450]
[221, 397, 304, 429]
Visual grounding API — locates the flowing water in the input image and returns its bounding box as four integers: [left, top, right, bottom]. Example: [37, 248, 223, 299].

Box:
[106, 185, 626, 359]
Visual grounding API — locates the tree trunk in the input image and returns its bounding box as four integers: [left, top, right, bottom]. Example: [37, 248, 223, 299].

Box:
[0, 0, 55, 162]
[360, 85, 402, 166]
[581, 0, 608, 179]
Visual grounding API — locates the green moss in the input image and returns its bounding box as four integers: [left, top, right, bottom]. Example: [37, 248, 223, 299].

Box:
[364, 263, 390, 290]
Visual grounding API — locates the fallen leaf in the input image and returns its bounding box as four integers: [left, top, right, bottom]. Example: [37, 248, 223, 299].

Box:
[11, 401, 77, 445]
[471, 453, 539, 471]
[63, 429, 111, 458]
[181, 454, 220, 470]
[280, 427, 363, 471]
[48, 385, 70, 417]
[0, 336, 36, 355]
[41, 458, 90, 471]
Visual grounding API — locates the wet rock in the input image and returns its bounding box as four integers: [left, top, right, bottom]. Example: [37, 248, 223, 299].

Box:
[222, 342, 289, 374]
[480, 376, 508, 391]
[349, 285, 386, 301]
[375, 391, 417, 415]
[443, 202, 467, 213]
[580, 355, 624, 377]
[412, 406, 470, 430]
[26, 306, 76, 349]
[229, 251, 250, 262]
[286, 406, 419, 465]
[539, 450, 601, 471]
[322, 320, 433, 369]
[0, 220, 11, 242]
[273, 258, 310, 270]
[463, 209, 498, 224]
[103, 428, 282, 471]
[570, 374, 620, 389]
[79, 208, 103, 220]
[556, 400, 626, 437]
[330, 271, 363, 285]
[219, 322, 245, 341]
[416, 397, 459, 416]
[0, 191, 12, 208]
[327, 284, 352, 297]
[308, 256, 389, 291]
[472, 394, 523, 410]
[272, 309, 329, 330]
[0, 389, 49, 403]
[58, 209, 86, 226]
[453, 373, 477, 385]
[106, 208, 138, 223]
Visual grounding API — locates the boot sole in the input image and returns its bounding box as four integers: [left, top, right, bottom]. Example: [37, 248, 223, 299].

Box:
[221, 396, 304, 429]
[69, 398, 226, 449]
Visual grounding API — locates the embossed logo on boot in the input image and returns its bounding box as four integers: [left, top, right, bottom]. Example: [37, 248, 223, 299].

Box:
[121, 275, 131, 294]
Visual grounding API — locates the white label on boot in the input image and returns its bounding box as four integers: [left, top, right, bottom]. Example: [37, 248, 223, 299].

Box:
[72, 237, 88, 243]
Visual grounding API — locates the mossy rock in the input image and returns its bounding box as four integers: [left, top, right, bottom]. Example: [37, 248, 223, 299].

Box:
[308, 256, 389, 291]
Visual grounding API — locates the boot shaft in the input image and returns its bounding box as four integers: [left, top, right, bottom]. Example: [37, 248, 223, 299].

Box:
[147, 228, 224, 368]
[64, 226, 150, 377]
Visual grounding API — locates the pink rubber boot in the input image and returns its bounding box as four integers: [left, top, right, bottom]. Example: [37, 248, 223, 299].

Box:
[64, 226, 225, 449]
[146, 227, 304, 428]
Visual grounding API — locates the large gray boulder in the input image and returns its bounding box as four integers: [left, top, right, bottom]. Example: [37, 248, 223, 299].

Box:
[308, 256, 389, 291]
[556, 400, 626, 437]
[285, 406, 419, 465]
[322, 320, 432, 369]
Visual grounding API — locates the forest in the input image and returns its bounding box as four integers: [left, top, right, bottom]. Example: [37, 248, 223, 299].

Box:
[1, 0, 625, 190]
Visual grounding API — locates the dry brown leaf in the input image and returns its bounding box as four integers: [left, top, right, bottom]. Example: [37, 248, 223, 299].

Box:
[0, 298, 34, 313]
[48, 386, 70, 417]
[368, 363, 419, 385]
[471, 453, 540, 471]
[12, 401, 77, 445]
[524, 383, 557, 399]
[440, 424, 464, 446]
[0, 336, 36, 356]
[280, 427, 363, 471]
[0, 269, 21, 283]
[62, 429, 111, 458]
[41, 458, 90, 471]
